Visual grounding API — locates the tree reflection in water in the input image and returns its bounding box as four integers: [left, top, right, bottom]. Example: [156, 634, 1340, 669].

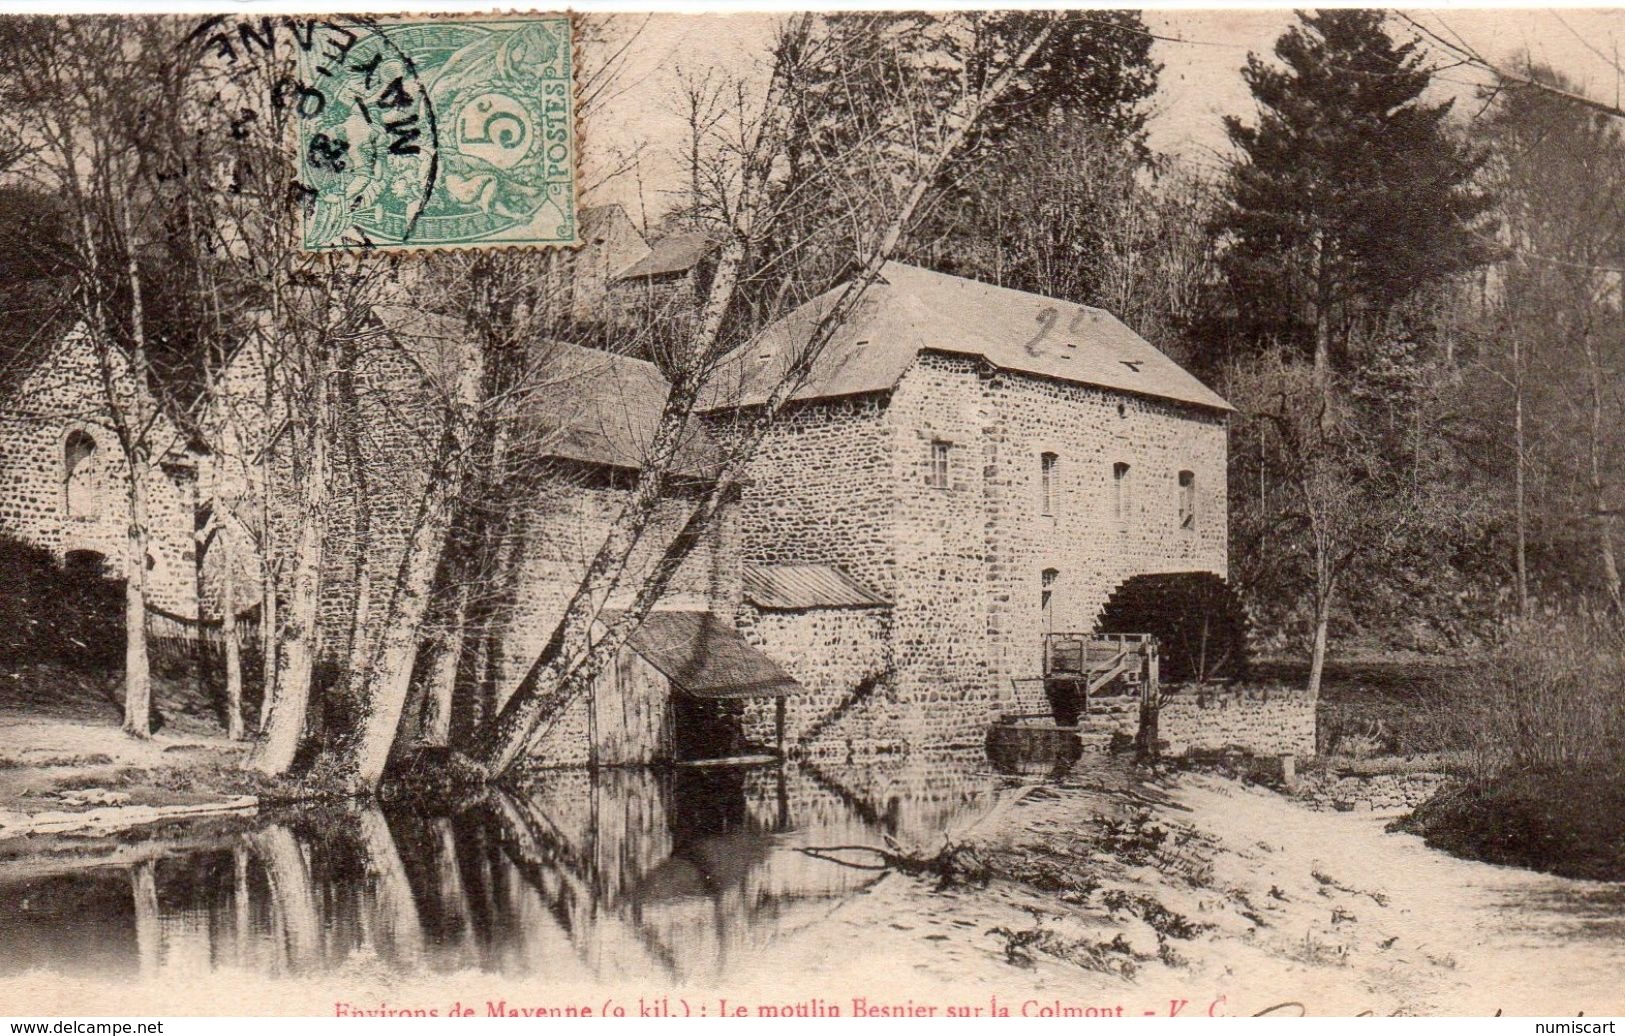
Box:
[0, 752, 1006, 987]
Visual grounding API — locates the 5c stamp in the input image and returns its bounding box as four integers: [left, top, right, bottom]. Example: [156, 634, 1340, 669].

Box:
[293, 15, 576, 252]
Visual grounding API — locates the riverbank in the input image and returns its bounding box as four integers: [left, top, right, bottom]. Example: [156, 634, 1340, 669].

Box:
[0, 755, 1620, 1016]
[730, 764, 1625, 1016]
[0, 715, 290, 840]
[1398, 768, 1625, 882]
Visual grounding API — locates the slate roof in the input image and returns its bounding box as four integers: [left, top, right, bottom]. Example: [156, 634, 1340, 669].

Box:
[707, 261, 1232, 413]
[743, 563, 889, 611]
[515, 340, 718, 477]
[364, 306, 717, 478]
[615, 231, 713, 280]
[623, 610, 801, 699]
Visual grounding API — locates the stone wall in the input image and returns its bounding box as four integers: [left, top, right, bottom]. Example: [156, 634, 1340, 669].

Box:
[1070, 686, 1317, 759]
[736, 604, 900, 758]
[1301, 770, 1451, 813]
[1156, 686, 1317, 757]
[726, 395, 895, 596]
[884, 354, 1003, 748]
[0, 328, 200, 618]
[969, 355, 1229, 706]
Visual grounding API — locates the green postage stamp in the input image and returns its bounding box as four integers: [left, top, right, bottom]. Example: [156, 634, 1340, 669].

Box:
[294, 15, 576, 252]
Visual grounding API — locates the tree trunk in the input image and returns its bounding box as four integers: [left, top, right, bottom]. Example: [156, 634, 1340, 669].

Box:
[337, 356, 375, 690]
[1312, 232, 1334, 414]
[419, 583, 469, 747]
[1513, 334, 1530, 620]
[258, 351, 280, 732]
[222, 526, 244, 740]
[122, 465, 153, 738]
[1586, 345, 1622, 611]
[120, 198, 154, 740]
[251, 368, 329, 776]
[1306, 593, 1332, 699]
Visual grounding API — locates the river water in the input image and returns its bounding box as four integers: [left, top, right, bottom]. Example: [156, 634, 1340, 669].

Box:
[0, 753, 1016, 989]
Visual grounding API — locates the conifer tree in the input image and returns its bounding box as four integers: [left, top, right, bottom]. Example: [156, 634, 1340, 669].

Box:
[1218, 10, 1493, 380]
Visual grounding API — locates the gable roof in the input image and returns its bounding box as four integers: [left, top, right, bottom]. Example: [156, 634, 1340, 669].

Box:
[580, 203, 638, 241]
[743, 563, 889, 611]
[622, 610, 801, 698]
[707, 262, 1231, 413]
[514, 340, 718, 478]
[615, 231, 713, 280]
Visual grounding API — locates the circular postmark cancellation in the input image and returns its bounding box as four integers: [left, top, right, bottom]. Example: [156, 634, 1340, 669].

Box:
[186, 14, 578, 253]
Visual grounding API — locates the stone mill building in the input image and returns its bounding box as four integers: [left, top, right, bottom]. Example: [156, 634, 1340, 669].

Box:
[711, 262, 1233, 754]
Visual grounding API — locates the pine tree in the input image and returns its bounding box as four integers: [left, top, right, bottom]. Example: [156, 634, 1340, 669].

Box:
[1218, 10, 1493, 379]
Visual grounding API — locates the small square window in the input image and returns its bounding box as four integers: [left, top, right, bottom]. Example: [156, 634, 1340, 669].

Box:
[926, 441, 951, 489]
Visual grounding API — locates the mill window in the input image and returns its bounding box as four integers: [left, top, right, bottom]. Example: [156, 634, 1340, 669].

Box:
[1040, 452, 1059, 516]
[64, 430, 99, 520]
[1178, 470, 1197, 530]
[1041, 568, 1059, 633]
[1112, 461, 1132, 523]
[926, 440, 951, 490]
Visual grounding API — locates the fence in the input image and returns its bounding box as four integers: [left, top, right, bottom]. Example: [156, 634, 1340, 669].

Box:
[145, 603, 263, 675]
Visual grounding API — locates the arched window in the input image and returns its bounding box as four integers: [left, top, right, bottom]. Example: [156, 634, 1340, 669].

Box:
[64, 430, 99, 520]
[1178, 470, 1197, 530]
[1040, 452, 1059, 516]
[1041, 568, 1060, 633]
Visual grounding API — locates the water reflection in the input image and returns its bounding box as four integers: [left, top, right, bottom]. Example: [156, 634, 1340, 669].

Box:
[0, 754, 1007, 987]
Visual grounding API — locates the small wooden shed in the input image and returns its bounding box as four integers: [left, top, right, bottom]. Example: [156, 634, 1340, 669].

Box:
[589, 611, 801, 767]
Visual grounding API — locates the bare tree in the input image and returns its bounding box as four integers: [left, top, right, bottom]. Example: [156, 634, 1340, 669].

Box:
[1227, 349, 1440, 695]
[1483, 67, 1625, 612]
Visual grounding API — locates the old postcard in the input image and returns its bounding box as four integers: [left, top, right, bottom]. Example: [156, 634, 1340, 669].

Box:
[0, 5, 1622, 1021]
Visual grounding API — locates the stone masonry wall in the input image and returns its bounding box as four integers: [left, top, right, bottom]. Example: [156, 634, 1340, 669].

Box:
[732, 350, 1231, 757]
[1082, 686, 1317, 759]
[883, 354, 1002, 749]
[974, 357, 1229, 709]
[737, 604, 900, 758]
[726, 395, 895, 596]
[0, 328, 200, 618]
[1156, 686, 1317, 757]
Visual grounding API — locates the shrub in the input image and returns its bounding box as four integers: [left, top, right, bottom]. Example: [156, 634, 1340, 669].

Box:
[1423, 611, 1625, 779]
[0, 535, 124, 668]
[1399, 610, 1625, 879]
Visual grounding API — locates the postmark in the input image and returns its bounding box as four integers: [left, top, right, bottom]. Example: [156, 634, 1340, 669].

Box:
[291, 15, 577, 252]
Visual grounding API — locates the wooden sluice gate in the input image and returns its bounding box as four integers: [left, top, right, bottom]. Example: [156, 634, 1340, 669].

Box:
[987, 633, 1160, 767]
